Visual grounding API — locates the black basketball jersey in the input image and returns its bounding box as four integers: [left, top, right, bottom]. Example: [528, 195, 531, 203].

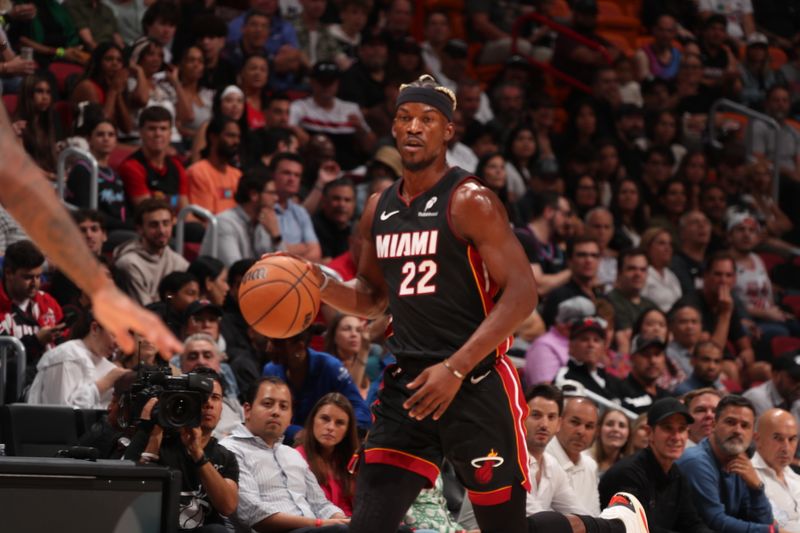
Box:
[372, 167, 512, 360]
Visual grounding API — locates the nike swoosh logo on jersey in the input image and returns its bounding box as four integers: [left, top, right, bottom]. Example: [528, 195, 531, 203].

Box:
[380, 210, 400, 221]
[470, 370, 492, 385]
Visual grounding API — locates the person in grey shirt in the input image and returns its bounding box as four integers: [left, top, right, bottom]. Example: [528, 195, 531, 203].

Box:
[743, 352, 800, 420]
[0, 205, 28, 256]
[200, 170, 283, 266]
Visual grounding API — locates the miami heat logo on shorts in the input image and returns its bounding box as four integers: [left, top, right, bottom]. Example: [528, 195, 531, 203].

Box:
[471, 449, 504, 484]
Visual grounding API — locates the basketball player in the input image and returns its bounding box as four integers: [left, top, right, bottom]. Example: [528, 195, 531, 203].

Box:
[0, 106, 181, 357]
[310, 75, 649, 533]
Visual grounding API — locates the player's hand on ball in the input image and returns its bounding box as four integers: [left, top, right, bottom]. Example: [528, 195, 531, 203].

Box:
[259, 252, 326, 289]
[404, 363, 462, 421]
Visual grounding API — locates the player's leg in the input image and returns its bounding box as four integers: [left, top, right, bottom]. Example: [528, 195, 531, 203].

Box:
[526, 492, 649, 533]
[348, 462, 428, 533]
[443, 356, 531, 533]
[470, 483, 527, 533]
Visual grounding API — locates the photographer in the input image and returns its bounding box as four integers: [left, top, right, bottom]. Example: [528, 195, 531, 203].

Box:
[125, 368, 239, 532]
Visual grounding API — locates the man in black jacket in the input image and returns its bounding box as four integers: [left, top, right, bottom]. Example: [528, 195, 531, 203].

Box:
[599, 397, 713, 533]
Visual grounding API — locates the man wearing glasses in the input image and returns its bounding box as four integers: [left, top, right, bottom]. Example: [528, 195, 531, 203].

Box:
[541, 236, 603, 328]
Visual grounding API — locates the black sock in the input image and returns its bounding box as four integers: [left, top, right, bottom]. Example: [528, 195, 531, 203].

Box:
[579, 516, 626, 533]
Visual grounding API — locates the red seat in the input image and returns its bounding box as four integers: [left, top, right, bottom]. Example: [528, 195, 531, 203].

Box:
[48, 61, 85, 96]
[783, 294, 800, 318]
[758, 251, 786, 275]
[108, 144, 137, 173]
[2, 94, 18, 115]
[771, 336, 800, 358]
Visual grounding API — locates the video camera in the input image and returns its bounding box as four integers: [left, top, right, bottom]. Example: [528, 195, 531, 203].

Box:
[119, 367, 215, 430]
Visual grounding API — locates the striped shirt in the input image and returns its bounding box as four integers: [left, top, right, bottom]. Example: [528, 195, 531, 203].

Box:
[220, 424, 342, 531]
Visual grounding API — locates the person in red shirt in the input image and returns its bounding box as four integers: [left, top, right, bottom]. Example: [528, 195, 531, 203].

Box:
[119, 106, 189, 212]
[0, 240, 63, 400]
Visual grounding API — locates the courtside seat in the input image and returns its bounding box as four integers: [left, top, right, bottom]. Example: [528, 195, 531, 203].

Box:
[0, 404, 80, 457]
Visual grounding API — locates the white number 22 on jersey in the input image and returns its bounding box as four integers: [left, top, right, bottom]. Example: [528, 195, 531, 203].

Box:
[398, 259, 438, 296]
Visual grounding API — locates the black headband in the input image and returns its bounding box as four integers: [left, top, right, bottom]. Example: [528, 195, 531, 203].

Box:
[396, 87, 454, 121]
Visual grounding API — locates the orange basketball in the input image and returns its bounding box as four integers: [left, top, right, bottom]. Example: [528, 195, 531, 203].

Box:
[238, 255, 321, 338]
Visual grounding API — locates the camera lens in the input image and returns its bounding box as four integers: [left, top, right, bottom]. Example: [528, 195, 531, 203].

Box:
[160, 392, 200, 428]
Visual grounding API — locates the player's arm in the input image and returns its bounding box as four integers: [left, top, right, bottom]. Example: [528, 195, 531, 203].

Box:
[314, 192, 389, 319]
[404, 182, 537, 420]
[446, 181, 538, 372]
[0, 105, 181, 357]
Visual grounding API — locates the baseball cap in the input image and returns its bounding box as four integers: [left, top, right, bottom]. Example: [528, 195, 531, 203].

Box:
[184, 300, 223, 320]
[569, 316, 607, 339]
[726, 209, 760, 232]
[371, 145, 403, 179]
[311, 61, 341, 82]
[647, 397, 694, 427]
[630, 334, 666, 355]
[746, 32, 769, 48]
[556, 296, 596, 325]
[773, 351, 800, 380]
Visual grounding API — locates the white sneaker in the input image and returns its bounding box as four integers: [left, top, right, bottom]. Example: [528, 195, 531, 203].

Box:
[599, 492, 650, 533]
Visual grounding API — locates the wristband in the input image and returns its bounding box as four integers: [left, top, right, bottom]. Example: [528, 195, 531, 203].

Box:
[442, 358, 464, 380]
[315, 518, 322, 527]
[55, 47, 65, 58]
[319, 270, 330, 292]
[194, 453, 210, 468]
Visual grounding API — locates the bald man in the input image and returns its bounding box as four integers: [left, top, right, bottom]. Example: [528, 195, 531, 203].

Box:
[753, 409, 800, 532]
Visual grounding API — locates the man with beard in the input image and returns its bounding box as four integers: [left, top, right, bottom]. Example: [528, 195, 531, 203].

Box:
[114, 199, 189, 305]
[187, 117, 242, 215]
[677, 395, 775, 532]
[541, 236, 603, 328]
[620, 335, 672, 414]
[682, 387, 722, 448]
[312, 178, 356, 262]
[670, 210, 712, 295]
[675, 341, 727, 395]
[752, 85, 800, 181]
[599, 398, 713, 533]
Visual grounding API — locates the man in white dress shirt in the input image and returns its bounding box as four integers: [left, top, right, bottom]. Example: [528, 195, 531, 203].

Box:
[27, 313, 130, 409]
[753, 408, 800, 533]
[220, 376, 350, 532]
[546, 395, 601, 516]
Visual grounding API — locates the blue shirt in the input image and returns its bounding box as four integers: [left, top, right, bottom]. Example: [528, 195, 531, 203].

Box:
[263, 348, 371, 440]
[275, 201, 319, 247]
[676, 438, 774, 533]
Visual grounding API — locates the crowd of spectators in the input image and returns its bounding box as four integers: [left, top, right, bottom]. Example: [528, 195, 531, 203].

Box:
[1, 0, 800, 530]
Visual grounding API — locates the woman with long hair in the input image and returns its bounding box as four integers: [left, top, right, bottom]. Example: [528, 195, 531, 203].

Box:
[176, 45, 214, 146]
[296, 393, 359, 516]
[648, 110, 686, 171]
[624, 414, 649, 456]
[571, 174, 601, 219]
[609, 178, 647, 249]
[324, 314, 371, 399]
[676, 150, 707, 210]
[190, 85, 247, 163]
[503, 124, 539, 202]
[640, 227, 682, 313]
[591, 408, 631, 477]
[594, 139, 624, 205]
[67, 118, 128, 229]
[239, 53, 270, 130]
[127, 37, 189, 144]
[70, 42, 133, 134]
[476, 152, 516, 220]
[187, 255, 229, 307]
[12, 74, 62, 178]
[558, 100, 600, 157]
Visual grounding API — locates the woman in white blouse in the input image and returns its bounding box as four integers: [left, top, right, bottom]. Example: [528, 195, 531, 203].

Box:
[641, 226, 682, 312]
[27, 316, 129, 409]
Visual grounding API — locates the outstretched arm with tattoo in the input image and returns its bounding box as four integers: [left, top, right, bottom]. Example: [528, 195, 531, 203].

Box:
[0, 105, 182, 357]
